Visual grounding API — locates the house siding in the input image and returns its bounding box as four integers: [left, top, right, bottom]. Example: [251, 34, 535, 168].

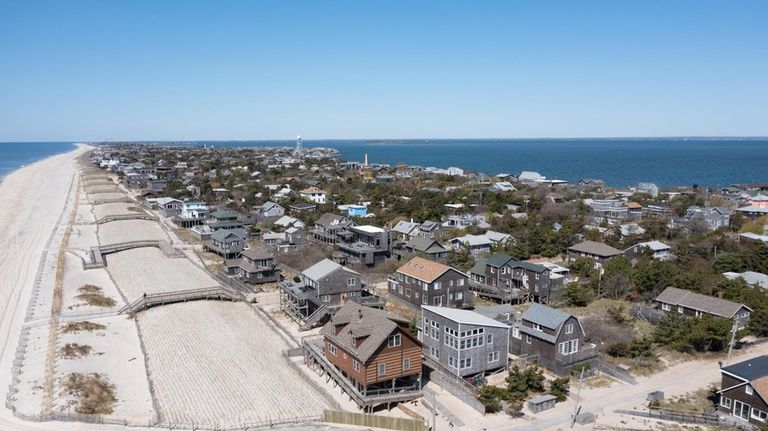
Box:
[719, 374, 768, 425]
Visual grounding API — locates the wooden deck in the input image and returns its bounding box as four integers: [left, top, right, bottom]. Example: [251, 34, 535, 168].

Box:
[85, 240, 184, 269]
[118, 286, 243, 314]
[303, 338, 422, 411]
[94, 213, 158, 224]
[91, 197, 133, 205]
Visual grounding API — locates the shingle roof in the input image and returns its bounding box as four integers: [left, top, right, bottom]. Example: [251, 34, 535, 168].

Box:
[315, 213, 350, 227]
[241, 248, 272, 261]
[393, 220, 419, 235]
[321, 303, 410, 363]
[568, 241, 621, 257]
[210, 228, 246, 242]
[424, 306, 510, 329]
[655, 286, 750, 318]
[397, 256, 453, 283]
[303, 258, 358, 281]
[522, 303, 572, 330]
[406, 237, 447, 254]
[721, 355, 768, 382]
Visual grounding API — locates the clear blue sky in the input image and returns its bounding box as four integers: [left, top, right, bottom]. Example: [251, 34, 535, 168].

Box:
[1, 0, 767, 141]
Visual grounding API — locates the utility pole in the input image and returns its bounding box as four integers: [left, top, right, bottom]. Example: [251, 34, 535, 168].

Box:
[570, 368, 585, 428]
[726, 322, 738, 366]
[431, 391, 437, 431]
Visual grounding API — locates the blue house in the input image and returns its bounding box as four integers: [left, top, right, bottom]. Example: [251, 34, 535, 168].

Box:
[347, 204, 368, 217]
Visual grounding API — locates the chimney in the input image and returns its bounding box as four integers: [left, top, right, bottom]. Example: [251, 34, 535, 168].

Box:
[717, 291, 724, 299]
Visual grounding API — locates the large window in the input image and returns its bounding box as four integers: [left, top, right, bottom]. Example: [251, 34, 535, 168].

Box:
[459, 358, 472, 369]
[752, 408, 768, 423]
[734, 400, 750, 421]
[558, 339, 579, 355]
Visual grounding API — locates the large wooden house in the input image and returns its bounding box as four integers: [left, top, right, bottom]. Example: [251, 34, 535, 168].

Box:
[387, 256, 473, 309]
[320, 303, 422, 399]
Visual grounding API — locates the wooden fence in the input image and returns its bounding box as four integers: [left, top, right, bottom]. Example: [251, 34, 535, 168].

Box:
[322, 410, 427, 431]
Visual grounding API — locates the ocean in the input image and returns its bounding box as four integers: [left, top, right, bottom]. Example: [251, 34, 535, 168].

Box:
[196, 138, 768, 189]
[0, 142, 75, 181]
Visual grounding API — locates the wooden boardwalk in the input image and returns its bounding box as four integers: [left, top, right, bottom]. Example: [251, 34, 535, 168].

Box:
[94, 213, 157, 224]
[85, 240, 184, 269]
[118, 286, 243, 314]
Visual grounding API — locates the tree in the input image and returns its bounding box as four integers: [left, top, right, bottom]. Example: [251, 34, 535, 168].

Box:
[477, 386, 504, 413]
[548, 377, 570, 402]
[564, 282, 595, 307]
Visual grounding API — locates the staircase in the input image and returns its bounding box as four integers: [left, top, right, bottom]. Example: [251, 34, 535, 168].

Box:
[300, 305, 329, 331]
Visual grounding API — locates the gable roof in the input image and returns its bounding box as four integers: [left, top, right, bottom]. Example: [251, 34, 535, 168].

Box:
[450, 234, 492, 247]
[393, 220, 419, 235]
[303, 258, 359, 282]
[423, 306, 510, 329]
[210, 228, 246, 242]
[315, 212, 350, 227]
[241, 248, 272, 261]
[397, 256, 455, 283]
[654, 286, 750, 318]
[721, 355, 768, 382]
[522, 303, 573, 330]
[406, 237, 447, 253]
[321, 303, 411, 363]
[568, 240, 621, 257]
[300, 186, 326, 194]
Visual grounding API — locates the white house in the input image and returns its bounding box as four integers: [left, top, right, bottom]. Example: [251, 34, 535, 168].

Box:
[300, 186, 327, 204]
[181, 200, 209, 219]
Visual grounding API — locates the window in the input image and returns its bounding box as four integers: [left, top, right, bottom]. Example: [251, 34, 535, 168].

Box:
[449, 356, 456, 368]
[533, 323, 543, 332]
[430, 346, 440, 359]
[459, 358, 472, 369]
[378, 363, 387, 376]
[734, 400, 750, 421]
[388, 333, 402, 347]
[746, 385, 754, 395]
[565, 324, 574, 335]
[352, 360, 360, 371]
[661, 303, 671, 311]
[434, 282, 442, 290]
[321, 295, 331, 303]
[512, 327, 521, 339]
[488, 351, 500, 362]
[329, 344, 337, 355]
[752, 408, 768, 423]
[457, 279, 464, 286]
[456, 292, 463, 300]
[720, 396, 731, 409]
[398, 285, 403, 295]
[558, 340, 579, 355]
[526, 334, 532, 344]
[486, 334, 493, 344]
[677, 305, 684, 314]
[405, 287, 411, 297]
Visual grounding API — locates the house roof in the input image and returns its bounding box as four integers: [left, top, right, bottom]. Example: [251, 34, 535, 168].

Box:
[321, 303, 411, 363]
[473, 304, 517, 323]
[450, 234, 492, 247]
[406, 237, 447, 254]
[303, 258, 359, 282]
[210, 228, 246, 242]
[522, 303, 573, 330]
[568, 241, 621, 257]
[315, 212, 350, 227]
[628, 240, 671, 252]
[397, 256, 453, 283]
[393, 220, 419, 235]
[721, 355, 768, 382]
[484, 230, 513, 243]
[352, 225, 384, 234]
[300, 186, 326, 194]
[241, 248, 272, 261]
[723, 271, 768, 289]
[423, 306, 511, 329]
[654, 287, 750, 318]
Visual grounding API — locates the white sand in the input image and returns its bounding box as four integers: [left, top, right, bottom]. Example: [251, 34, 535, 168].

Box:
[55, 315, 155, 422]
[97, 220, 168, 245]
[60, 252, 125, 313]
[106, 248, 218, 303]
[87, 192, 127, 203]
[137, 301, 329, 428]
[92, 203, 138, 220]
[67, 224, 98, 252]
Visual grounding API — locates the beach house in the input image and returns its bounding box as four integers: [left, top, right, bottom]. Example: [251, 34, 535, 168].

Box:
[387, 256, 473, 308]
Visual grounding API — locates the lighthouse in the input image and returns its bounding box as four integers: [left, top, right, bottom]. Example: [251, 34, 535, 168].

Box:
[364, 153, 368, 166]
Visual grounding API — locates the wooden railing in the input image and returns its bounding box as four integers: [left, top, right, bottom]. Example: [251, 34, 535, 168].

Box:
[94, 213, 157, 224]
[118, 286, 243, 314]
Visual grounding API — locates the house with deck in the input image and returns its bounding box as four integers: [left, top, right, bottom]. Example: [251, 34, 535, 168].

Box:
[224, 248, 280, 284]
[319, 303, 422, 404]
[151, 197, 183, 217]
[419, 306, 510, 378]
[393, 237, 449, 262]
[203, 228, 246, 259]
[624, 240, 673, 261]
[387, 256, 473, 309]
[468, 254, 564, 304]
[280, 259, 383, 329]
[653, 286, 752, 329]
[253, 201, 285, 219]
[310, 213, 356, 245]
[335, 225, 392, 267]
[174, 199, 210, 227]
[509, 304, 597, 375]
[718, 355, 768, 425]
[300, 186, 327, 204]
[449, 234, 492, 257]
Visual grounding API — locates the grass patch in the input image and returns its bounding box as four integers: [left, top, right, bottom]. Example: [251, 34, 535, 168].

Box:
[74, 285, 116, 308]
[655, 387, 718, 413]
[59, 343, 92, 359]
[126, 206, 143, 212]
[61, 373, 117, 415]
[62, 321, 106, 334]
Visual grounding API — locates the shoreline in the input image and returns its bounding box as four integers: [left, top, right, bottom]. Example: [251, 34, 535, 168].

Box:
[0, 143, 78, 184]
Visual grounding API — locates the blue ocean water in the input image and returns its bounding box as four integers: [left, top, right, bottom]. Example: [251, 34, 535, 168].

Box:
[197, 138, 768, 189]
[0, 142, 75, 180]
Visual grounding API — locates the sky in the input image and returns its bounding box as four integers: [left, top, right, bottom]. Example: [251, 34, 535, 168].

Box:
[1, 0, 767, 141]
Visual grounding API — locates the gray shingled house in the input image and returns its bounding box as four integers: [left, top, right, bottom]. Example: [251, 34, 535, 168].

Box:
[468, 254, 564, 304]
[419, 306, 510, 378]
[566, 240, 621, 268]
[224, 248, 280, 284]
[653, 286, 751, 329]
[203, 228, 246, 259]
[510, 304, 597, 375]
